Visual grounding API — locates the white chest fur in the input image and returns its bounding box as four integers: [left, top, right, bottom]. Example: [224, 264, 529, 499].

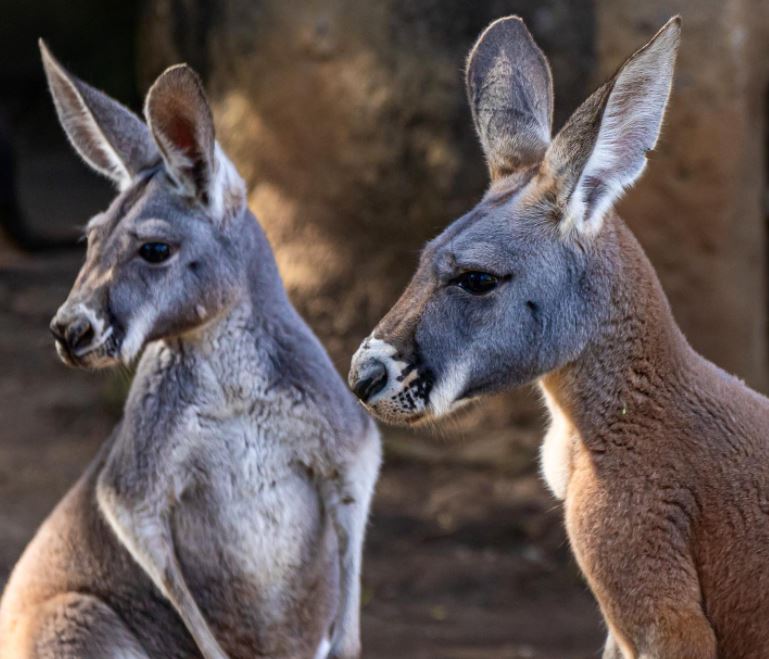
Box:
[176, 399, 327, 563]
[539, 385, 576, 501]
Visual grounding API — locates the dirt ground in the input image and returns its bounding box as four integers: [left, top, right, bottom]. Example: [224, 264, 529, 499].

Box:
[0, 143, 605, 658]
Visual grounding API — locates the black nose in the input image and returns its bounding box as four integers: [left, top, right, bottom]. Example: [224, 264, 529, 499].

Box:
[49, 319, 66, 343]
[50, 317, 94, 353]
[351, 359, 388, 403]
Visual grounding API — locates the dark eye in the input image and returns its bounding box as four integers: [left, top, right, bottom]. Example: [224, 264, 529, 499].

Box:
[451, 271, 499, 295]
[139, 242, 172, 264]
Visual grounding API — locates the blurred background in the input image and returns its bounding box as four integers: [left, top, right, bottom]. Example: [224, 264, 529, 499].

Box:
[2, 1, 768, 657]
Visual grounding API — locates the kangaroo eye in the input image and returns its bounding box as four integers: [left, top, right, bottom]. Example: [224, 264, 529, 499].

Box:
[452, 271, 499, 295]
[139, 242, 172, 264]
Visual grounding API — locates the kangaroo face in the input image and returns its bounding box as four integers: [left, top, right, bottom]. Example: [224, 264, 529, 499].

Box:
[42, 44, 246, 368]
[349, 169, 598, 426]
[52, 176, 240, 368]
[350, 17, 680, 425]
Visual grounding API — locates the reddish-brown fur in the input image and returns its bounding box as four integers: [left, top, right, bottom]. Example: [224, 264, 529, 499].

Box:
[543, 216, 769, 658]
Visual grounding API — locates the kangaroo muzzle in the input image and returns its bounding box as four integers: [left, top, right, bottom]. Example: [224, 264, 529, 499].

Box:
[50, 302, 115, 368]
[349, 336, 435, 425]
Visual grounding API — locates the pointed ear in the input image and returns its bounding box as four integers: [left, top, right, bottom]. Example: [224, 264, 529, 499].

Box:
[39, 40, 158, 190]
[466, 16, 553, 181]
[545, 17, 681, 236]
[144, 64, 216, 206]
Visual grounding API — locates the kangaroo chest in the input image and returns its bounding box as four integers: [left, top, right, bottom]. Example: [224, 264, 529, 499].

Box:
[175, 405, 331, 572]
[167, 402, 339, 645]
[539, 386, 576, 500]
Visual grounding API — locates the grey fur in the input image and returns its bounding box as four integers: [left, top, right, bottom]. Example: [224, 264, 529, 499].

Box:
[0, 45, 380, 659]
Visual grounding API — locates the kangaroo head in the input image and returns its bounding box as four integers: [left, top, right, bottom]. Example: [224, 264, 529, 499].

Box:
[42, 42, 247, 368]
[349, 16, 680, 425]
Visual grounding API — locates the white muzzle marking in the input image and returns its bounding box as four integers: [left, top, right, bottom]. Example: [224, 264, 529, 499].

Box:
[351, 337, 412, 406]
[120, 305, 155, 363]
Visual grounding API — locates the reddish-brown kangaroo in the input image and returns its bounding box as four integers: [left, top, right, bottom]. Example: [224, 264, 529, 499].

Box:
[349, 15, 769, 659]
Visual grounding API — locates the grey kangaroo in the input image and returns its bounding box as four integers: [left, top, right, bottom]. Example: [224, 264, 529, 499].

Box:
[351, 15, 769, 659]
[0, 43, 380, 659]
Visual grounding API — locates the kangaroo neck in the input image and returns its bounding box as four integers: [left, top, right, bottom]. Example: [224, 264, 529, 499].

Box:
[137, 211, 298, 405]
[540, 219, 693, 451]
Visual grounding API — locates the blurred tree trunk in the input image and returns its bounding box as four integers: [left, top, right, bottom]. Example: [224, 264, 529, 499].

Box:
[139, 0, 595, 443]
[139, 0, 769, 449]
